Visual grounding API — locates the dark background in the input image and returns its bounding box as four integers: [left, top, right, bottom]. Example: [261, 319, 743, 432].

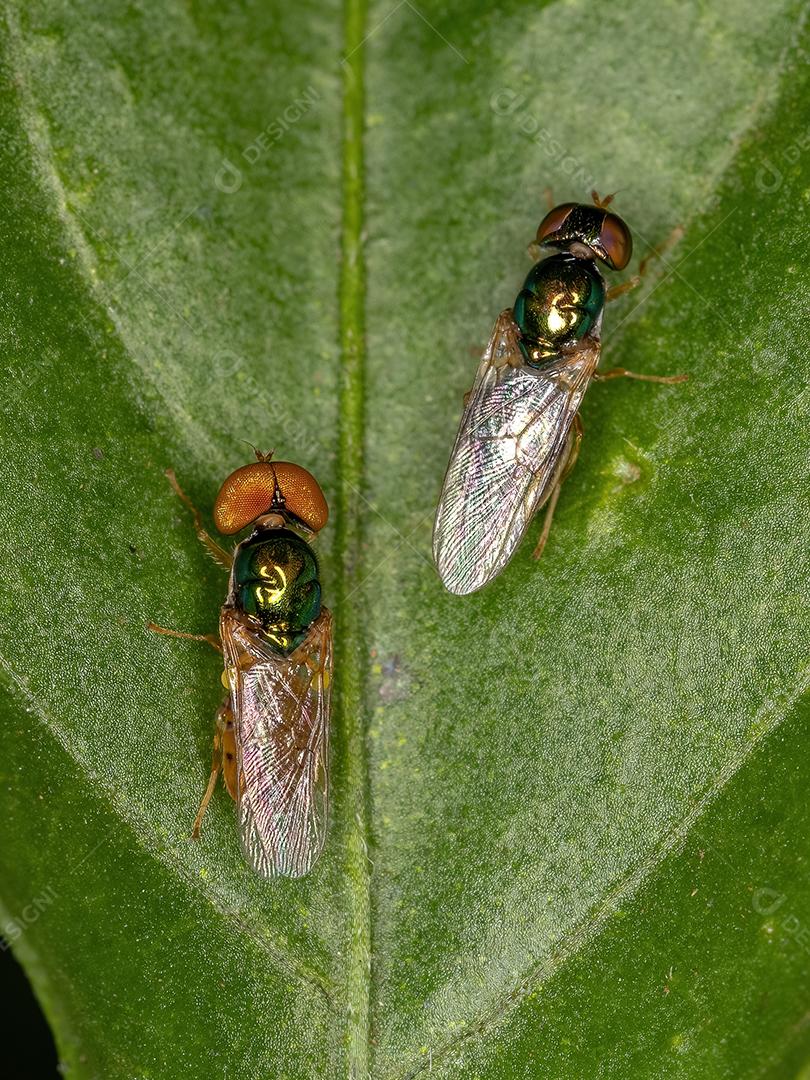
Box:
[0, 940, 59, 1078]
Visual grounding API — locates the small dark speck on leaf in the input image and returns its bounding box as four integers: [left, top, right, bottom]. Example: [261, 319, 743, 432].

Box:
[91, 447, 103, 460]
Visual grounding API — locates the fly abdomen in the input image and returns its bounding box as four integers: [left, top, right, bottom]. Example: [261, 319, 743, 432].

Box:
[232, 528, 321, 655]
[513, 253, 605, 367]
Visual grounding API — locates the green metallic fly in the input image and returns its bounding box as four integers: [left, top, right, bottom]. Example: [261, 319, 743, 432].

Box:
[149, 453, 332, 878]
[433, 191, 687, 595]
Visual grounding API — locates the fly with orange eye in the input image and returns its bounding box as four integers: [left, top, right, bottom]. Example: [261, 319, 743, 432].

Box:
[433, 190, 689, 596]
[148, 450, 332, 879]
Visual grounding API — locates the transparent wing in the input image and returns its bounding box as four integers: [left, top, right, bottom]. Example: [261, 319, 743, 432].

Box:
[433, 310, 600, 595]
[220, 606, 332, 879]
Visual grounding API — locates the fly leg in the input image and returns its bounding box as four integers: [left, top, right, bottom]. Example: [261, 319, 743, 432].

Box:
[527, 187, 558, 262]
[605, 223, 685, 302]
[601, 223, 688, 383]
[604, 279, 639, 302]
[637, 224, 685, 278]
[146, 616, 230, 833]
[192, 718, 223, 838]
[146, 623, 222, 652]
[532, 413, 583, 561]
[165, 468, 232, 571]
[149, 469, 231, 643]
[592, 367, 688, 385]
[192, 701, 238, 838]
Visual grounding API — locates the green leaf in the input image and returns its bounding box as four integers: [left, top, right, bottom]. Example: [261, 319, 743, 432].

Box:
[0, 0, 808, 1077]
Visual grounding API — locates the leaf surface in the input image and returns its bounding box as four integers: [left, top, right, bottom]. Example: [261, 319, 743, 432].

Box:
[0, 1, 808, 1077]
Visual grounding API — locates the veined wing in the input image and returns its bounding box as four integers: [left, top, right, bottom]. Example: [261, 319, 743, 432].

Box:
[433, 310, 600, 595]
[220, 606, 332, 879]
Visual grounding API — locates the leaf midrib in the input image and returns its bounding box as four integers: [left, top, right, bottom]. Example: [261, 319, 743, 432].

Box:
[4, 0, 374, 1066]
[336, 0, 373, 1077]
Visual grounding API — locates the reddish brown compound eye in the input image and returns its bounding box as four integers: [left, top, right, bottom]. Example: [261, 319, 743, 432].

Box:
[272, 461, 329, 533]
[213, 461, 329, 535]
[536, 202, 575, 245]
[599, 211, 633, 270]
[214, 462, 278, 534]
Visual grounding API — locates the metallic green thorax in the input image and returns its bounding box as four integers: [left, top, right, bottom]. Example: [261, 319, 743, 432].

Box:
[232, 527, 321, 655]
[513, 253, 604, 366]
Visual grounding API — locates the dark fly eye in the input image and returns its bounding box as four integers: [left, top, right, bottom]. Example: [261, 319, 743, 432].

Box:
[536, 203, 576, 245]
[599, 211, 632, 270]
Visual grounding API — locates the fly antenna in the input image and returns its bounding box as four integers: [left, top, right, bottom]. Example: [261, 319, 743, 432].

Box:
[240, 440, 274, 462]
[592, 189, 619, 209]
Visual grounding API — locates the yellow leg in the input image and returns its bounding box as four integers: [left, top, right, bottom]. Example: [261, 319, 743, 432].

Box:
[165, 468, 232, 571]
[192, 726, 223, 838]
[606, 223, 685, 304]
[147, 622, 222, 653]
[532, 414, 583, 560]
[192, 704, 237, 837]
[532, 483, 563, 562]
[593, 367, 688, 385]
[605, 277, 641, 302]
[528, 190, 557, 262]
[637, 224, 684, 277]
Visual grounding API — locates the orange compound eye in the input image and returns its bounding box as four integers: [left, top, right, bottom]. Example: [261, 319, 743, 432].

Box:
[536, 202, 576, 245]
[599, 211, 632, 270]
[213, 461, 329, 535]
[272, 461, 329, 533]
[214, 462, 278, 535]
